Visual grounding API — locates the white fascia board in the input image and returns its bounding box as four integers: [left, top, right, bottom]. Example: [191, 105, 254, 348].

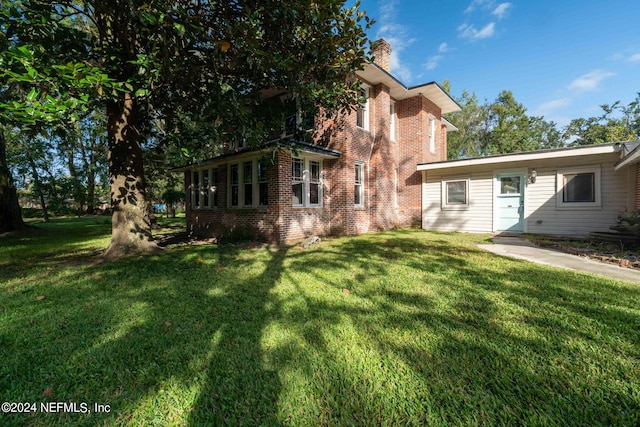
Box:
[417, 144, 619, 171]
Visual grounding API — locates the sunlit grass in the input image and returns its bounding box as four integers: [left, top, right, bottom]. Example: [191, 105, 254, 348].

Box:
[0, 219, 638, 426]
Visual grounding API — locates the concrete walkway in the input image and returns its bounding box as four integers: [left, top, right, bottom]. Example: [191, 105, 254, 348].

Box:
[478, 236, 640, 283]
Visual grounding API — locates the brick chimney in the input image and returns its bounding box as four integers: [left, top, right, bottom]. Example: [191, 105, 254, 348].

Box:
[372, 39, 391, 73]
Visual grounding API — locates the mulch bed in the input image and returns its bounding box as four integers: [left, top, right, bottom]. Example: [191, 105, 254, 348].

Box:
[529, 236, 640, 270]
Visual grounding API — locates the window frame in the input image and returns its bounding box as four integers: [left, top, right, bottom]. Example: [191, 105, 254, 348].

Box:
[190, 168, 219, 209]
[441, 177, 470, 211]
[390, 102, 396, 141]
[191, 170, 201, 209]
[556, 166, 601, 209]
[292, 156, 323, 208]
[354, 162, 365, 208]
[429, 115, 436, 153]
[356, 86, 370, 131]
[227, 158, 270, 209]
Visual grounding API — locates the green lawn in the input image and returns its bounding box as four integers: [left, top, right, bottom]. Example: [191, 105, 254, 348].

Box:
[1, 218, 639, 426]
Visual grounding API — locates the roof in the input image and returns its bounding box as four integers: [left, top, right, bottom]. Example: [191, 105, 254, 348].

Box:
[615, 140, 640, 170]
[417, 143, 624, 171]
[357, 63, 461, 114]
[170, 139, 342, 172]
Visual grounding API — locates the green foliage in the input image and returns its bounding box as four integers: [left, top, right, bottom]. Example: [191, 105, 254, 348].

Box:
[446, 90, 563, 158]
[446, 90, 639, 160]
[564, 95, 640, 146]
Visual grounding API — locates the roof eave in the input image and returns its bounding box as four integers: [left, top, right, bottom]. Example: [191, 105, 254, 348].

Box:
[356, 63, 461, 114]
[418, 143, 621, 171]
[169, 139, 342, 172]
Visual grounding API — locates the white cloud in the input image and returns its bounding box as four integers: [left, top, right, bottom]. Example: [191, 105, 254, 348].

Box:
[438, 42, 448, 53]
[374, 0, 416, 82]
[628, 53, 640, 63]
[535, 98, 572, 116]
[459, 22, 496, 40]
[424, 55, 443, 71]
[568, 70, 615, 92]
[465, 0, 494, 14]
[492, 3, 512, 19]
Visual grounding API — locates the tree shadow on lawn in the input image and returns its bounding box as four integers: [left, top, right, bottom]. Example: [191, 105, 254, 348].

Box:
[1, 230, 638, 425]
[273, 233, 640, 425]
[0, 243, 287, 426]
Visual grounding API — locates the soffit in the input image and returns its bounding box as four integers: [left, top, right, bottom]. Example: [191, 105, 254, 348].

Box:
[357, 63, 461, 114]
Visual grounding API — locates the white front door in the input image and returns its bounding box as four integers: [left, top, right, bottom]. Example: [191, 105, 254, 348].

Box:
[496, 174, 524, 232]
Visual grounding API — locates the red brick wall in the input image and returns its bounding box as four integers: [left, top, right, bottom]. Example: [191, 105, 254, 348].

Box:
[184, 77, 449, 243]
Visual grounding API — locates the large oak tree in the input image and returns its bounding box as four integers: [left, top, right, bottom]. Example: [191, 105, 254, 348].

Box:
[0, 0, 371, 256]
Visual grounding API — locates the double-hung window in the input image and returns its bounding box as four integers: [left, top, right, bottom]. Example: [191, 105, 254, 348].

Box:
[356, 86, 370, 131]
[292, 157, 322, 207]
[191, 168, 219, 209]
[211, 168, 219, 207]
[429, 116, 436, 153]
[228, 159, 270, 208]
[292, 158, 304, 206]
[202, 170, 210, 207]
[192, 170, 201, 209]
[258, 159, 268, 206]
[354, 162, 365, 208]
[390, 102, 396, 141]
[556, 167, 601, 209]
[230, 164, 239, 207]
[243, 161, 253, 206]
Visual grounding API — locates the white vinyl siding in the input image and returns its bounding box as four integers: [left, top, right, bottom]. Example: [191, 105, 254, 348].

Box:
[422, 152, 631, 237]
[423, 170, 493, 233]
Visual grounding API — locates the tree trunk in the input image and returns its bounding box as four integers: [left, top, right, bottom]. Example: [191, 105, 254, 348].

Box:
[102, 94, 159, 258]
[0, 128, 25, 232]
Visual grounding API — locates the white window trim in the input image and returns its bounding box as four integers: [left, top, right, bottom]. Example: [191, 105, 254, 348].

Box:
[357, 85, 370, 131]
[292, 157, 323, 208]
[190, 168, 219, 209]
[441, 177, 470, 211]
[429, 115, 436, 153]
[354, 161, 365, 208]
[390, 102, 396, 141]
[556, 166, 602, 209]
[228, 158, 269, 209]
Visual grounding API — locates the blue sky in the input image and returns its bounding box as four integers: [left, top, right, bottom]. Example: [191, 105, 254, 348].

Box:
[355, 0, 640, 127]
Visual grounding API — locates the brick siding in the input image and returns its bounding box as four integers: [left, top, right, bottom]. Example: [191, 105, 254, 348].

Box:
[183, 42, 450, 244]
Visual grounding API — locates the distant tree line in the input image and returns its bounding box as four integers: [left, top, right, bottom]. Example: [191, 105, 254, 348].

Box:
[445, 89, 640, 159]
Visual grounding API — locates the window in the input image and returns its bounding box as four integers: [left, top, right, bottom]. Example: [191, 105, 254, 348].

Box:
[192, 170, 200, 208]
[292, 157, 323, 207]
[190, 168, 219, 209]
[228, 159, 270, 208]
[230, 164, 239, 207]
[309, 161, 321, 205]
[354, 162, 365, 208]
[243, 161, 253, 206]
[441, 178, 469, 210]
[500, 176, 521, 195]
[429, 116, 436, 153]
[356, 86, 370, 130]
[212, 168, 219, 208]
[556, 167, 601, 209]
[390, 102, 396, 141]
[292, 158, 304, 206]
[202, 169, 210, 207]
[258, 159, 268, 206]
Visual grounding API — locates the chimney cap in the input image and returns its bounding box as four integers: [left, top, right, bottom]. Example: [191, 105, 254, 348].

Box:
[371, 39, 392, 72]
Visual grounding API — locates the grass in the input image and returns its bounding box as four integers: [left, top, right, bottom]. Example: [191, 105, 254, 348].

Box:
[1, 218, 639, 426]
